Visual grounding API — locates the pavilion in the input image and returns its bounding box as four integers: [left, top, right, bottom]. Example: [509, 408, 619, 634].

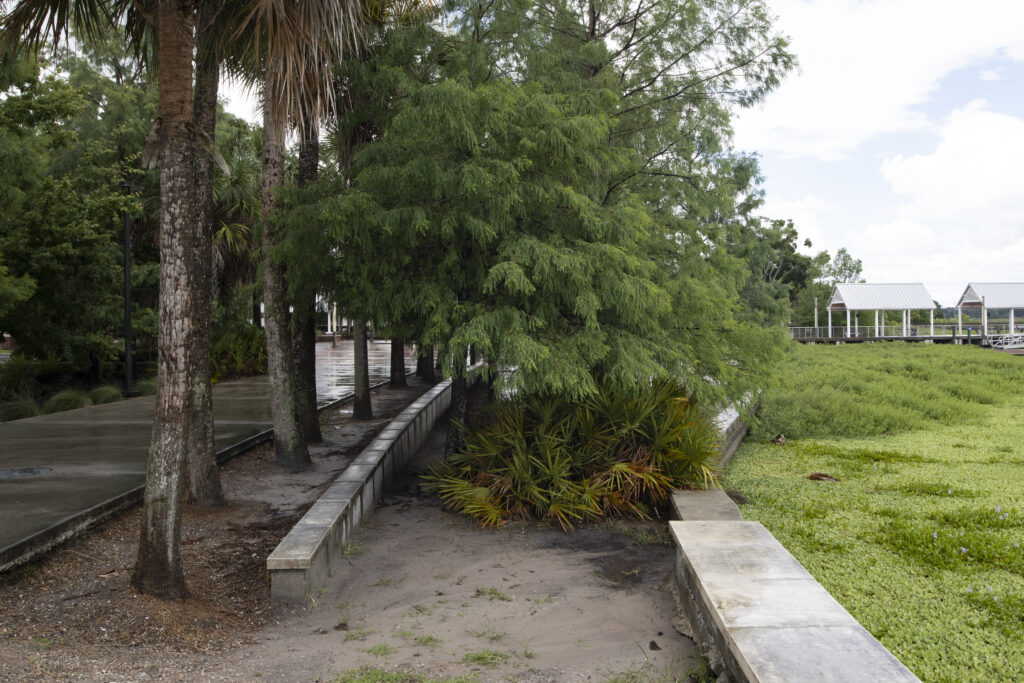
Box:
[826, 283, 936, 338]
[955, 283, 1024, 337]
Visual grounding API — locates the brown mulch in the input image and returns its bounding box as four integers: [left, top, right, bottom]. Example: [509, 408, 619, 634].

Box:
[0, 378, 435, 680]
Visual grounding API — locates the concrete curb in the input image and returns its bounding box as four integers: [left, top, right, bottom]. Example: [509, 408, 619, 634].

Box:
[267, 364, 483, 604]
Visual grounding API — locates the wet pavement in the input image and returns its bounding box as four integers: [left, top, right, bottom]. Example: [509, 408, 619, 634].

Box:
[0, 340, 415, 563]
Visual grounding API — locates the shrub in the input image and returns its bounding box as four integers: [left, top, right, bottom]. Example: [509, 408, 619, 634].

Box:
[0, 354, 37, 400]
[211, 321, 267, 381]
[430, 379, 719, 529]
[133, 376, 158, 396]
[88, 384, 123, 404]
[41, 389, 92, 414]
[0, 399, 39, 421]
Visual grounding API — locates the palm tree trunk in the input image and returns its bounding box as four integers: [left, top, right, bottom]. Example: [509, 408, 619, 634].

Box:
[186, 0, 225, 506]
[292, 115, 322, 443]
[262, 70, 311, 471]
[390, 337, 406, 386]
[132, 1, 195, 600]
[352, 319, 372, 419]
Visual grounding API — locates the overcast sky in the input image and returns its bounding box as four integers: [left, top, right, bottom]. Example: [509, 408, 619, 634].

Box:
[732, 0, 1024, 306]
[224, 0, 1024, 306]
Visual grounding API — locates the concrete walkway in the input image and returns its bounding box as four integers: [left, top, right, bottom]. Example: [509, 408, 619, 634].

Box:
[0, 340, 415, 570]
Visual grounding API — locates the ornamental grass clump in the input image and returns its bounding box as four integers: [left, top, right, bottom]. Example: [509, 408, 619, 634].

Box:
[431, 379, 719, 530]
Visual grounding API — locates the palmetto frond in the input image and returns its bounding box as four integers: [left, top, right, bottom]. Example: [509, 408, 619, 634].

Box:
[221, 0, 366, 132]
[2, 0, 116, 51]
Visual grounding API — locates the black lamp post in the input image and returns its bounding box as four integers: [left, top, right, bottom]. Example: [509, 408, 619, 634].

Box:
[120, 180, 139, 397]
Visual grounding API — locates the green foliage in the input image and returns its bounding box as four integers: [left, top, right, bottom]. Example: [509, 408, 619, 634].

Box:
[211, 319, 267, 381]
[133, 376, 158, 396]
[88, 384, 123, 404]
[821, 247, 863, 284]
[430, 379, 719, 529]
[41, 389, 92, 414]
[726, 344, 1024, 681]
[752, 343, 1024, 440]
[280, 2, 795, 406]
[0, 354, 38, 400]
[0, 399, 39, 421]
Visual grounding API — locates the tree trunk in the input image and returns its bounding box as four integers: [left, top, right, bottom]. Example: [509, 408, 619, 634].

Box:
[352, 319, 373, 419]
[444, 345, 468, 457]
[261, 72, 311, 471]
[390, 337, 407, 387]
[186, 1, 225, 507]
[132, 1, 195, 600]
[292, 116, 322, 443]
[417, 345, 435, 382]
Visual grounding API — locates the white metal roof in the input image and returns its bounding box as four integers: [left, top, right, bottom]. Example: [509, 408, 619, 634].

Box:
[956, 283, 1024, 309]
[827, 283, 934, 311]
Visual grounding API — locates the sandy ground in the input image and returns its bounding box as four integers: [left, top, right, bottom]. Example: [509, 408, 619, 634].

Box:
[0, 381, 699, 683]
[218, 423, 699, 683]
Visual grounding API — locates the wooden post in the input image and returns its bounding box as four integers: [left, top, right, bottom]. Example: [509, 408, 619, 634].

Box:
[828, 308, 832, 336]
[1011, 308, 1016, 333]
[875, 310, 879, 337]
[846, 309, 851, 338]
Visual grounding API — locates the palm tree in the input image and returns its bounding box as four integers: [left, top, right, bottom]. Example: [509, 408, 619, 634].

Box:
[225, 0, 364, 470]
[3, 0, 364, 598]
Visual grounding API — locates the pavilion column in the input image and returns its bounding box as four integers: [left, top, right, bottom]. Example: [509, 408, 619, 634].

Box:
[846, 309, 851, 338]
[828, 308, 832, 336]
[1011, 308, 1015, 333]
[957, 307, 962, 336]
[855, 311, 859, 337]
[930, 309, 934, 337]
[903, 309, 908, 337]
[875, 310, 879, 337]
[982, 297, 988, 336]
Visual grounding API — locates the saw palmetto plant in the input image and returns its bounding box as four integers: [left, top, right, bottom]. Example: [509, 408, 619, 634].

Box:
[430, 378, 720, 530]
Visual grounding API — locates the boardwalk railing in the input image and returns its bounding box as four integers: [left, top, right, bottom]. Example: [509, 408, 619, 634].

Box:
[991, 333, 1024, 349]
[789, 324, 1016, 341]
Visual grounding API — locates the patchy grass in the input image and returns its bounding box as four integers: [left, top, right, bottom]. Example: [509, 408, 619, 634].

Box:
[726, 343, 1024, 681]
[473, 587, 512, 602]
[331, 669, 477, 683]
[460, 650, 509, 668]
[363, 644, 397, 657]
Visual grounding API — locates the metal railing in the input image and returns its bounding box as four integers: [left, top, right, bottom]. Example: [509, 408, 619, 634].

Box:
[990, 333, 1024, 349]
[789, 324, 1019, 341]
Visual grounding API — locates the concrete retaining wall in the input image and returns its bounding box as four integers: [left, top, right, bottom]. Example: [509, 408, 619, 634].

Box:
[267, 369, 480, 603]
[669, 490, 919, 682]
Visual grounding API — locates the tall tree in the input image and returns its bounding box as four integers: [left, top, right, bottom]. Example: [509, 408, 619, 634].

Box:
[291, 109, 323, 443]
[186, 0, 226, 506]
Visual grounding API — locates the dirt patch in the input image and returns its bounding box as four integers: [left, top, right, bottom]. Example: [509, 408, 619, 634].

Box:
[216, 421, 698, 683]
[0, 378, 699, 682]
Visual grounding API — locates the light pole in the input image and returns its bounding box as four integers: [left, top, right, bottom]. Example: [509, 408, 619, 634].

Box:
[121, 180, 138, 397]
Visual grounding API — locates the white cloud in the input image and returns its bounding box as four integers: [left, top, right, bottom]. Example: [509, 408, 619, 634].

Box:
[863, 102, 1024, 304]
[979, 68, 1003, 81]
[732, 0, 1024, 160]
[880, 100, 1024, 233]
